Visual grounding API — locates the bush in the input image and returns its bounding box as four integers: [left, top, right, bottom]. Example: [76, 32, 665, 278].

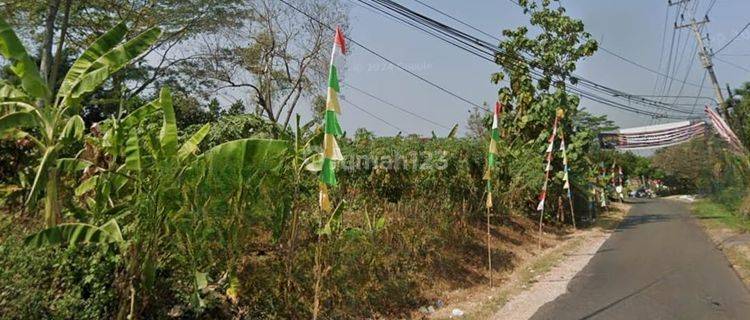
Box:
[0, 217, 119, 319]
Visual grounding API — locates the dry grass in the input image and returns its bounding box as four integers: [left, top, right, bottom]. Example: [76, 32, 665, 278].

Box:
[425, 204, 630, 319]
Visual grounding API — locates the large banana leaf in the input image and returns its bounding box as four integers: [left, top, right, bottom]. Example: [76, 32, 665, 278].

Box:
[0, 111, 39, 134]
[178, 123, 211, 161]
[60, 115, 85, 141]
[0, 81, 27, 100]
[0, 18, 49, 100]
[57, 158, 92, 174]
[199, 139, 288, 199]
[58, 22, 127, 98]
[159, 87, 178, 158]
[75, 175, 98, 197]
[121, 100, 159, 129]
[70, 67, 109, 99]
[124, 128, 141, 172]
[63, 27, 162, 105]
[24, 219, 124, 248]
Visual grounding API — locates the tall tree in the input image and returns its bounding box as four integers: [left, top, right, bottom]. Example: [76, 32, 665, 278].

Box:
[186, 0, 349, 129]
[38, 0, 61, 82]
[2, 0, 249, 111]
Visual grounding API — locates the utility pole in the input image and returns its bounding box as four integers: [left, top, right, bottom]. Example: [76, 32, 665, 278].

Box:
[670, 0, 729, 118]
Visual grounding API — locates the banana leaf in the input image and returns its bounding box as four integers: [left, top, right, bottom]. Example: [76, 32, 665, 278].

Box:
[0, 17, 49, 99]
[63, 27, 162, 106]
[178, 123, 211, 161]
[159, 87, 178, 158]
[58, 22, 127, 98]
[0, 111, 39, 134]
[24, 219, 124, 248]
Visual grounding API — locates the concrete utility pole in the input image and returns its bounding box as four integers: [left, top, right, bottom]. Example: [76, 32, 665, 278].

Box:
[669, 0, 729, 118]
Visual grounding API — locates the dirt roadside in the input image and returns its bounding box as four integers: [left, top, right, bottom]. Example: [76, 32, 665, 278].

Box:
[426, 202, 630, 320]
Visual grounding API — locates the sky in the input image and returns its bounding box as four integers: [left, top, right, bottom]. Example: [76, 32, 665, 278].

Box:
[332, 0, 750, 137]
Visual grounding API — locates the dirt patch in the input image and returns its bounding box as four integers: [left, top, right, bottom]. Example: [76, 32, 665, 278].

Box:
[421, 203, 629, 319]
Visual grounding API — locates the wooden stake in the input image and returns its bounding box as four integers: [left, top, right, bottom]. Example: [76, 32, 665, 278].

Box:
[312, 210, 324, 320]
[568, 194, 576, 229]
[486, 206, 493, 287]
[538, 207, 544, 250]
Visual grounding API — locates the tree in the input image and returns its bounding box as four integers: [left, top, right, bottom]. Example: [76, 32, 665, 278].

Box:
[0, 20, 161, 227]
[728, 82, 750, 151]
[493, 0, 597, 141]
[466, 104, 490, 138]
[651, 138, 715, 194]
[487, 0, 598, 218]
[186, 0, 349, 129]
[2, 0, 249, 118]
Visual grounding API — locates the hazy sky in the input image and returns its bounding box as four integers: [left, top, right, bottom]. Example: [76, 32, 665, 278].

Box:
[333, 0, 750, 137]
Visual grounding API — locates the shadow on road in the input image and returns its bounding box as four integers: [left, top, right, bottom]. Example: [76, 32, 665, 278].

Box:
[578, 272, 669, 319]
[615, 213, 672, 232]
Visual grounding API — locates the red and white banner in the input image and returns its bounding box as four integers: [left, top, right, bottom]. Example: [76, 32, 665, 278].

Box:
[705, 106, 745, 154]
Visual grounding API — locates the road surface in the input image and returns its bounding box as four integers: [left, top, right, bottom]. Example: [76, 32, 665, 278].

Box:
[530, 198, 750, 320]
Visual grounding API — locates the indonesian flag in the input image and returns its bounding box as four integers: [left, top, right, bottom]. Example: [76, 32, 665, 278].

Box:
[320, 26, 347, 213]
[485, 102, 503, 208]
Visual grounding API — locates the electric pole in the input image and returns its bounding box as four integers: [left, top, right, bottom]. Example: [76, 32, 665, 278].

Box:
[669, 0, 729, 118]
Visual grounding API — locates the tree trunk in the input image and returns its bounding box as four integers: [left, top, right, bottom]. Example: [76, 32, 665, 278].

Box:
[49, 0, 73, 89]
[44, 167, 60, 227]
[39, 0, 62, 83]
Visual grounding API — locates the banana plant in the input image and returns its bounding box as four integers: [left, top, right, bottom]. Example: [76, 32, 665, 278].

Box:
[0, 18, 161, 227]
[24, 86, 211, 316]
[25, 86, 289, 314]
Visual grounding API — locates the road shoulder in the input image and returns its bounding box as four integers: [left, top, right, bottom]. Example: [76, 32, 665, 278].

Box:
[427, 203, 629, 320]
[690, 198, 750, 289]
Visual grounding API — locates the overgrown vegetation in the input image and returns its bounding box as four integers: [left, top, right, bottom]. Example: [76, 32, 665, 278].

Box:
[0, 0, 680, 318]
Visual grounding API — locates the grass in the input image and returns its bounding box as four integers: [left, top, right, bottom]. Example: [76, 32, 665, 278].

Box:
[692, 199, 750, 287]
[692, 200, 750, 232]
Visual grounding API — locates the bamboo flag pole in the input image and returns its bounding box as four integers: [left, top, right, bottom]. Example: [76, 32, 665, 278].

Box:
[313, 26, 347, 320]
[559, 130, 576, 229]
[483, 102, 502, 287]
[537, 110, 562, 249]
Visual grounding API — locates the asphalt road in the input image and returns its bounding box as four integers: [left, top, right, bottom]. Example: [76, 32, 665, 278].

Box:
[530, 198, 750, 320]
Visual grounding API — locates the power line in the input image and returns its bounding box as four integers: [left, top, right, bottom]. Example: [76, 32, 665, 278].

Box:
[717, 52, 750, 57]
[714, 56, 750, 72]
[410, 0, 499, 42]
[598, 46, 707, 89]
[354, 0, 497, 64]
[424, 0, 708, 90]
[341, 97, 405, 132]
[343, 82, 453, 129]
[277, 0, 486, 111]
[714, 22, 750, 55]
[359, 0, 699, 118]
[692, 70, 709, 114]
[664, 11, 690, 104]
[670, 41, 700, 106]
[654, 5, 674, 97]
[309, 66, 449, 131]
[705, 0, 718, 15]
[656, 2, 683, 102]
